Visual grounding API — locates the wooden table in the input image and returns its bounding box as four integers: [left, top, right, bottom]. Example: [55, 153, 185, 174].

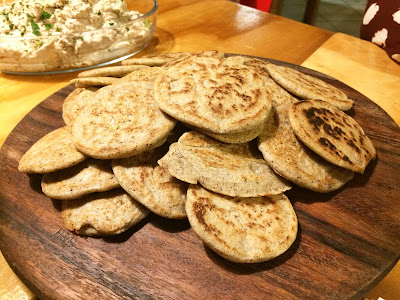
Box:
[0, 0, 399, 299]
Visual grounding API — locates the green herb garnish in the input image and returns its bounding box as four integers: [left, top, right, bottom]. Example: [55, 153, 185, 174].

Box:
[45, 23, 53, 30]
[2, 12, 10, 21]
[143, 19, 150, 27]
[41, 10, 51, 19]
[96, 11, 101, 15]
[9, 23, 14, 30]
[109, 22, 114, 26]
[30, 19, 40, 36]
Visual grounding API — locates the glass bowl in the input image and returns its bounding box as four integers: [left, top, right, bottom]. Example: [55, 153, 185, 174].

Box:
[0, 0, 158, 75]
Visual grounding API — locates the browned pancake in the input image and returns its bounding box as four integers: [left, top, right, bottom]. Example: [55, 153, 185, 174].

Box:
[288, 100, 376, 173]
[112, 147, 188, 219]
[158, 131, 291, 197]
[61, 189, 148, 236]
[186, 185, 298, 263]
[42, 158, 120, 200]
[154, 52, 272, 134]
[257, 80, 354, 192]
[71, 81, 176, 159]
[265, 63, 354, 111]
[18, 126, 87, 173]
[63, 88, 97, 125]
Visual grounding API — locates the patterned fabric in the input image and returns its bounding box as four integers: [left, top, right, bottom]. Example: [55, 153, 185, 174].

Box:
[360, 1, 400, 64]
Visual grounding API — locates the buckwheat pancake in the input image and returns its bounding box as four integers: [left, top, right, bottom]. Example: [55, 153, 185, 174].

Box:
[77, 65, 149, 78]
[158, 131, 291, 197]
[18, 126, 87, 174]
[118, 66, 162, 84]
[186, 185, 298, 263]
[289, 100, 376, 173]
[71, 77, 120, 88]
[191, 124, 264, 144]
[265, 63, 354, 111]
[112, 147, 188, 219]
[62, 87, 84, 122]
[42, 158, 120, 200]
[163, 50, 225, 68]
[63, 88, 97, 125]
[61, 189, 148, 236]
[257, 81, 354, 192]
[71, 81, 176, 159]
[154, 54, 272, 134]
[121, 52, 192, 66]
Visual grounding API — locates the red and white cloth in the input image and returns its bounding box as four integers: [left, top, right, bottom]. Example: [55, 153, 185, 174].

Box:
[360, 0, 400, 64]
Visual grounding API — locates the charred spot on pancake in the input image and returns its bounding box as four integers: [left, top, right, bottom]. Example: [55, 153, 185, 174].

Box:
[303, 107, 324, 131]
[318, 137, 337, 151]
[347, 139, 361, 153]
[193, 200, 207, 226]
[323, 124, 346, 139]
[193, 199, 222, 235]
[342, 155, 352, 163]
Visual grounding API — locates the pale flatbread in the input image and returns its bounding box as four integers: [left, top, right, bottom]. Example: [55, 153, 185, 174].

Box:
[122, 57, 172, 66]
[112, 147, 188, 219]
[265, 63, 354, 111]
[121, 52, 192, 66]
[257, 80, 354, 192]
[77, 65, 149, 78]
[61, 189, 148, 236]
[62, 88, 84, 124]
[71, 77, 120, 88]
[158, 131, 291, 197]
[162, 50, 224, 68]
[63, 88, 96, 125]
[18, 126, 87, 173]
[186, 185, 298, 263]
[288, 100, 376, 173]
[154, 54, 272, 134]
[118, 66, 162, 84]
[41, 158, 120, 200]
[71, 81, 176, 159]
[189, 124, 264, 144]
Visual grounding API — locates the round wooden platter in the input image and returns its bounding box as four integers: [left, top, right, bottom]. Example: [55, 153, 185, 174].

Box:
[1, 57, 400, 300]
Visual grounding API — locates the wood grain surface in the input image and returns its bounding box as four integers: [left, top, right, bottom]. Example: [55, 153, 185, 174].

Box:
[0, 58, 399, 300]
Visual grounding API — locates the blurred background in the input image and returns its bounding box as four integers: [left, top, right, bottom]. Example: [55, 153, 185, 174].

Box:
[237, 0, 368, 38]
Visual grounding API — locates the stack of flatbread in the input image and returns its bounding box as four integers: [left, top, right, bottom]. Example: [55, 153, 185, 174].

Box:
[18, 51, 376, 263]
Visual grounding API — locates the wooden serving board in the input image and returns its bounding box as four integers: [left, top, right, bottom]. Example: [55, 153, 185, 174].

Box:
[1, 58, 400, 300]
